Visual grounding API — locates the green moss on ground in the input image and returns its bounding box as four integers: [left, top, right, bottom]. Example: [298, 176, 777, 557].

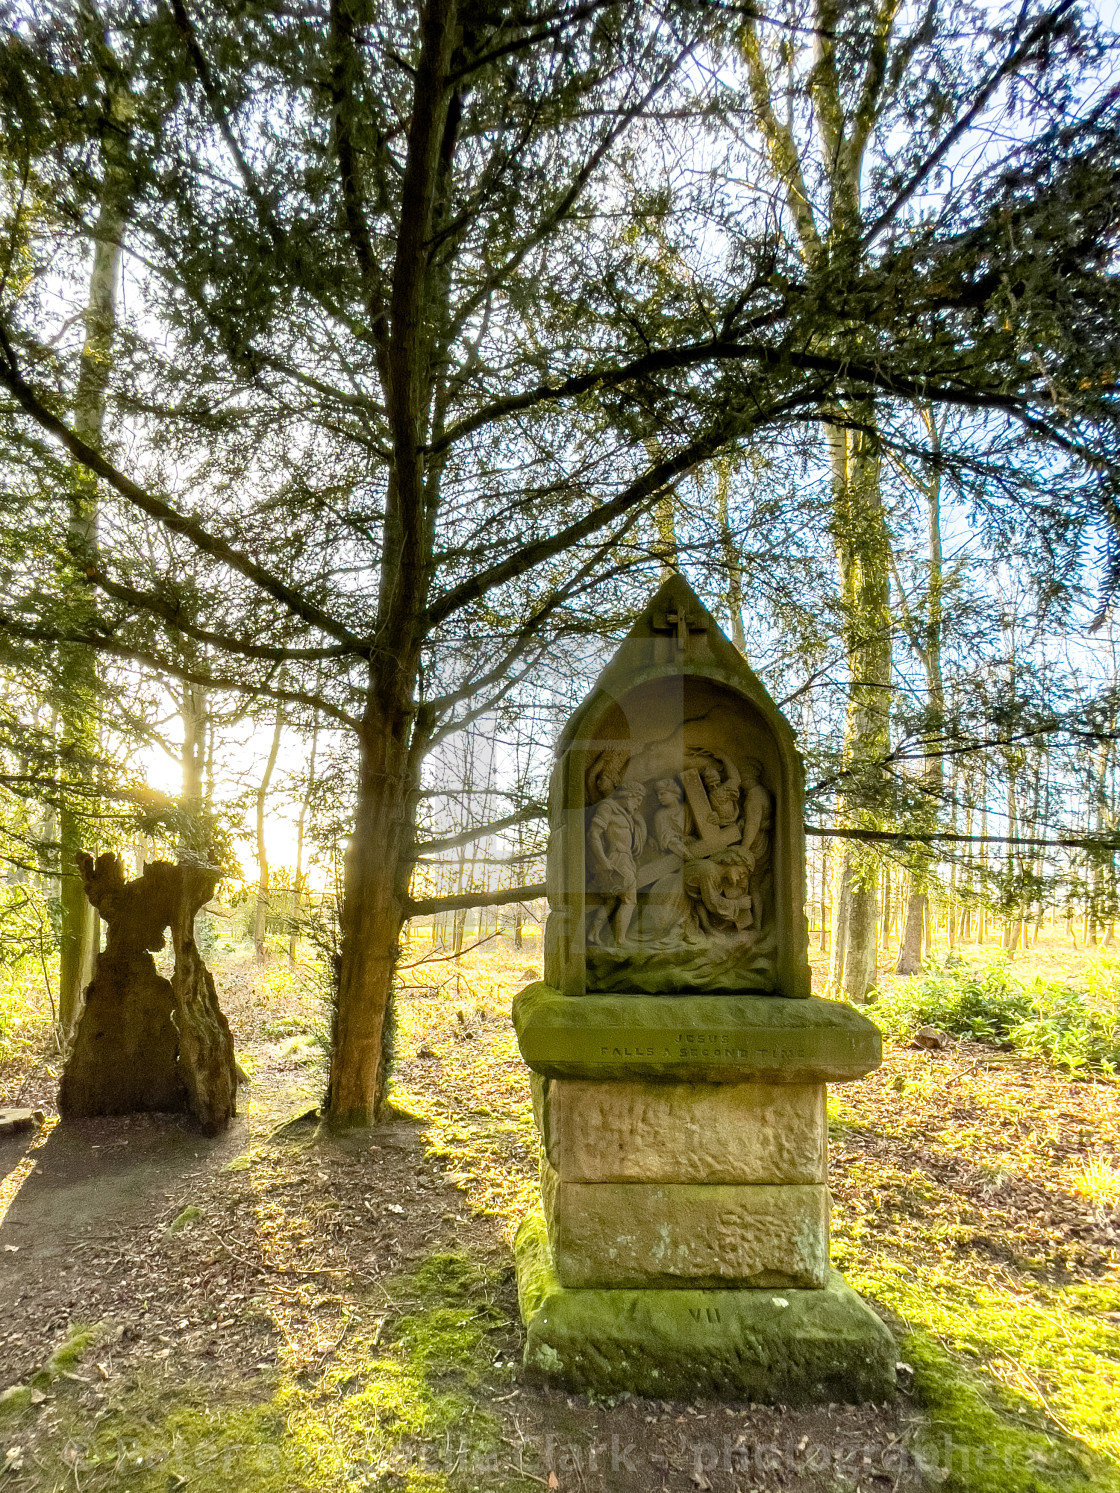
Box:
[905, 1331, 1115, 1493]
[0, 1252, 532, 1493]
[166, 1205, 202, 1234]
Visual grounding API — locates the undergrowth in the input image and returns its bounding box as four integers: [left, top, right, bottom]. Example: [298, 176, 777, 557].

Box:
[0, 960, 53, 1066]
[874, 959, 1120, 1073]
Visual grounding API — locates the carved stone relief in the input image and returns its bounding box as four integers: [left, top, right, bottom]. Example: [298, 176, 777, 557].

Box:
[580, 677, 780, 994]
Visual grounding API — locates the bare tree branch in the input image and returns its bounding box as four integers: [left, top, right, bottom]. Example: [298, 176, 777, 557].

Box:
[406, 880, 546, 916]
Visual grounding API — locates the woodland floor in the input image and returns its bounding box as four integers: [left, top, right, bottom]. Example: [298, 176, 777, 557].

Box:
[0, 934, 1117, 1493]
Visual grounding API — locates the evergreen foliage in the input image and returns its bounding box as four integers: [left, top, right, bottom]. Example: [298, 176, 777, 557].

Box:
[0, 0, 1119, 1111]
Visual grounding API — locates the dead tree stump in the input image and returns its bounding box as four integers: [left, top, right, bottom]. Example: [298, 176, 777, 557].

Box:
[59, 854, 237, 1133]
[171, 865, 237, 1134]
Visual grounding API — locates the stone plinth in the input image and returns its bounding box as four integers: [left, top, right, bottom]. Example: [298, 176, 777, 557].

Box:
[512, 576, 892, 1402]
[516, 1213, 896, 1402]
[531, 1074, 826, 1183]
[542, 1161, 830, 1288]
[514, 984, 880, 1083]
[513, 984, 890, 1401]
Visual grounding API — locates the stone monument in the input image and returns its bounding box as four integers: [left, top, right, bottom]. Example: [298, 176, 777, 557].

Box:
[511, 574, 894, 1401]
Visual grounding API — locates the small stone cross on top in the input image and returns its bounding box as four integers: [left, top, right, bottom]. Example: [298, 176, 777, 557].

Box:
[653, 604, 707, 654]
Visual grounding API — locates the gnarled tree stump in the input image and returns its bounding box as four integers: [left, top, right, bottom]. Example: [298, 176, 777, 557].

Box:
[171, 864, 237, 1133]
[59, 854, 237, 1134]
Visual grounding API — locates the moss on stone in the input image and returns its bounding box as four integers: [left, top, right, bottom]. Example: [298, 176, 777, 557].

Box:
[512, 983, 882, 1083]
[514, 1210, 895, 1403]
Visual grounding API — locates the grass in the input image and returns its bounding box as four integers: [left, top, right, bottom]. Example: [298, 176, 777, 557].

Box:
[844, 1252, 1120, 1482]
[0, 959, 54, 1065]
[388, 935, 1120, 1492]
[823, 946, 1120, 1490]
[1071, 1156, 1120, 1210]
[905, 1332, 1103, 1493]
[872, 956, 1120, 1074]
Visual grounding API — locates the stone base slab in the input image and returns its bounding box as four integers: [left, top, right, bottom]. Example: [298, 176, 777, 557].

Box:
[532, 1073, 826, 1183]
[515, 1212, 895, 1402]
[541, 1159, 829, 1288]
[513, 984, 882, 1084]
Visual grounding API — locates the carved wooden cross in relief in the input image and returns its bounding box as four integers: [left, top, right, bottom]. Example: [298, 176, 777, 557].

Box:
[652, 604, 707, 653]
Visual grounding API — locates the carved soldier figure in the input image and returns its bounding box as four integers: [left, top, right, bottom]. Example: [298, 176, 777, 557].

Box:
[586, 781, 648, 947]
[699, 752, 741, 828]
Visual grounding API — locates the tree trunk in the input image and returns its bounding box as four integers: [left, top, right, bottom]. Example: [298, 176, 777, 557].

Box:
[896, 408, 946, 981]
[880, 863, 891, 956]
[819, 843, 830, 953]
[289, 720, 319, 965]
[828, 409, 891, 1002]
[897, 888, 926, 975]
[61, 854, 235, 1130]
[58, 87, 131, 1032]
[830, 845, 879, 1000]
[170, 863, 237, 1134]
[326, 702, 416, 1127]
[180, 677, 209, 853]
[655, 489, 679, 579]
[716, 456, 746, 652]
[742, 10, 897, 1003]
[253, 704, 284, 963]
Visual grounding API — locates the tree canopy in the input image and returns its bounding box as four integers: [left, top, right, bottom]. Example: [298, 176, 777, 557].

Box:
[1, 0, 1119, 1119]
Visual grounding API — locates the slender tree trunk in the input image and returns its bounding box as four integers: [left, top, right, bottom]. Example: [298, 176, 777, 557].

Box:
[327, 692, 421, 1126]
[180, 678, 208, 852]
[716, 457, 746, 652]
[897, 411, 945, 976]
[289, 721, 319, 965]
[742, 8, 898, 1002]
[253, 704, 284, 963]
[58, 87, 131, 1032]
[325, 0, 464, 1124]
[452, 838, 469, 953]
[897, 889, 926, 977]
[820, 844, 830, 953]
[979, 771, 989, 943]
[829, 409, 891, 1002]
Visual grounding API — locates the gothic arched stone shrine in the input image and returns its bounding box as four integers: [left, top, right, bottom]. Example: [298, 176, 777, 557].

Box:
[512, 575, 894, 1402]
[546, 573, 810, 998]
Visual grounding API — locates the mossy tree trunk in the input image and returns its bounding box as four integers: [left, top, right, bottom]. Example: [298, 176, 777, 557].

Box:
[743, 0, 900, 1001]
[827, 410, 892, 1000]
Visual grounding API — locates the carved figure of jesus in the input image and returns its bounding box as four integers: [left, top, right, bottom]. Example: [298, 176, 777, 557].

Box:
[586, 782, 648, 947]
[683, 853, 754, 935]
